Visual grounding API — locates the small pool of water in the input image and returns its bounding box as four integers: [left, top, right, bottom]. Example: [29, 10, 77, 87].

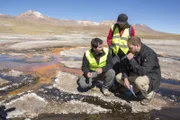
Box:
[0, 54, 52, 63]
[161, 78, 180, 85]
[59, 56, 82, 61]
[158, 54, 180, 61]
[0, 54, 25, 63]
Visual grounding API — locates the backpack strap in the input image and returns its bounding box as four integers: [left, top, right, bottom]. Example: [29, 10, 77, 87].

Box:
[129, 26, 132, 39]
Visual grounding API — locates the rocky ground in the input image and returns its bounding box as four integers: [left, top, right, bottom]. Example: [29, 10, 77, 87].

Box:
[0, 33, 180, 120]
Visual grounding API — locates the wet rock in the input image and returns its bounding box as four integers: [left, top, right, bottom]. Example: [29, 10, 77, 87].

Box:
[0, 78, 9, 86]
[53, 71, 79, 93]
[8, 53, 27, 58]
[6, 70, 23, 77]
[53, 71, 176, 114]
[60, 61, 82, 68]
[4, 91, 109, 119]
[25, 54, 52, 63]
[0, 73, 37, 97]
[46, 100, 110, 114]
[59, 47, 88, 58]
[6, 93, 48, 118]
[59, 47, 87, 68]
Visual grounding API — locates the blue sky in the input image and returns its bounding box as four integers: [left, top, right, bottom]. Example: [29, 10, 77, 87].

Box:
[1, 0, 180, 34]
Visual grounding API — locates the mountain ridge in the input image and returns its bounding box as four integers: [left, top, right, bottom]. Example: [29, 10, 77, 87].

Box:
[0, 10, 180, 39]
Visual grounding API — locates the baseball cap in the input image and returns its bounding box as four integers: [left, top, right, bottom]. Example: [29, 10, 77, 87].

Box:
[117, 13, 128, 24]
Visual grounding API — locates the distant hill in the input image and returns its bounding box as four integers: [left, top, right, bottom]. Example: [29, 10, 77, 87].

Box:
[0, 10, 180, 39]
[16, 10, 58, 23]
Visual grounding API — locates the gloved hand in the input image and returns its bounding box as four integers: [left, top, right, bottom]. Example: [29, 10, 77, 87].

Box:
[112, 55, 120, 65]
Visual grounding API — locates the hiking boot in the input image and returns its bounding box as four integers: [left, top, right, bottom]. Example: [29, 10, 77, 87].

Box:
[91, 86, 98, 91]
[102, 88, 111, 96]
[140, 92, 156, 105]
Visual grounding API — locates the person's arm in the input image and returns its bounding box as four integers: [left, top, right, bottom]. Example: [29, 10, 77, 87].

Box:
[120, 59, 129, 80]
[124, 77, 130, 89]
[122, 72, 128, 80]
[102, 50, 113, 73]
[107, 28, 113, 46]
[129, 52, 156, 76]
[81, 53, 90, 77]
[131, 26, 135, 36]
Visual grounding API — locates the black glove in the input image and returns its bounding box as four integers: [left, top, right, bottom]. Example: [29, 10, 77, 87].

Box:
[112, 55, 120, 65]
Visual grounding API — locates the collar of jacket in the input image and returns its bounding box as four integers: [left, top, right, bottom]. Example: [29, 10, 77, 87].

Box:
[113, 22, 131, 33]
[91, 48, 105, 58]
[135, 43, 144, 56]
[115, 22, 131, 28]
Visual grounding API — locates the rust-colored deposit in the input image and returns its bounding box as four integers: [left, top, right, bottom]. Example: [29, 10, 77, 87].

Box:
[50, 47, 69, 55]
[59, 67, 82, 76]
[9, 47, 82, 96]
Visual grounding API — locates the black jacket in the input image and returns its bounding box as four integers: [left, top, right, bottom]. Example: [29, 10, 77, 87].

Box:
[81, 48, 113, 77]
[128, 43, 161, 92]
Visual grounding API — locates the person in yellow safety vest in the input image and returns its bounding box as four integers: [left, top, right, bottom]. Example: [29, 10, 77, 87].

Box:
[78, 38, 115, 96]
[107, 13, 135, 73]
[106, 13, 135, 92]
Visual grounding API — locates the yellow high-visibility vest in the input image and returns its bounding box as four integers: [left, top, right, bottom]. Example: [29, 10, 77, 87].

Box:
[111, 25, 130, 55]
[85, 48, 108, 71]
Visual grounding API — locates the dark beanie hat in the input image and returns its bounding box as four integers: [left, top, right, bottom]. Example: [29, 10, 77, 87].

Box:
[117, 13, 128, 24]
